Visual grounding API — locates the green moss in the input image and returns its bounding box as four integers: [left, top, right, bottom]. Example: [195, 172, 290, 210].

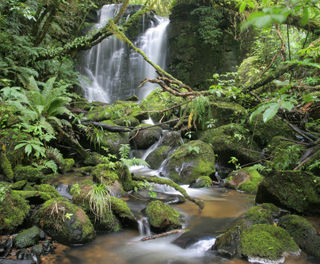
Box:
[14, 226, 41, 248]
[165, 140, 215, 184]
[238, 167, 263, 194]
[92, 164, 119, 185]
[210, 101, 247, 126]
[146, 200, 181, 231]
[256, 171, 320, 214]
[146, 145, 171, 169]
[0, 184, 30, 233]
[0, 152, 14, 181]
[10, 180, 27, 190]
[191, 176, 212, 188]
[199, 124, 261, 164]
[236, 56, 261, 87]
[61, 158, 75, 173]
[110, 197, 135, 220]
[34, 198, 95, 244]
[14, 165, 44, 183]
[35, 184, 60, 196]
[266, 136, 305, 170]
[240, 224, 299, 260]
[249, 115, 295, 147]
[279, 214, 320, 257]
[244, 203, 280, 225]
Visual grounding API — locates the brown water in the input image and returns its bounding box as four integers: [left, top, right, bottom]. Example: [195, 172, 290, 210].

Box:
[53, 187, 318, 264]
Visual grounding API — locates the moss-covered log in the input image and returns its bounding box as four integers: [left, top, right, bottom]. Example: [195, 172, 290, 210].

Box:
[132, 175, 204, 209]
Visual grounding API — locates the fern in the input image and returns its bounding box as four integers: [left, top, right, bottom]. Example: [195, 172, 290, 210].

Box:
[188, 95, 212, 129]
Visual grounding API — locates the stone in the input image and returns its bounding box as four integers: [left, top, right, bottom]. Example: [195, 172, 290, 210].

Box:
[189, 176, 212, 188]
[164, 140, 215, 184]
[130, 125, 162, 150]
[279, 214, 320, 257]
[14, 165, 44, 183]
[33, 198, 96, 245]
[256, 171, 320, 214]
[0, 183, 30, 234]
[145, 200, 181, 232]
[199, 123, 261, 165]
[14, 226, 41, 249]
[225, 166, 263, 194]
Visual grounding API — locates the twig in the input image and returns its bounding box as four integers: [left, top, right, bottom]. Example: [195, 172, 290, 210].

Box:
[140, 229, 187, 241]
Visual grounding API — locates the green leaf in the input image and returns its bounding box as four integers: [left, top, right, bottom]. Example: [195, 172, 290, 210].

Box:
[263, 103, 280, 122]
[25, 144, 32, 156]
[281, 101, 294, 111]
[14, 143, 26, 150]
[301, 7, 309, 26]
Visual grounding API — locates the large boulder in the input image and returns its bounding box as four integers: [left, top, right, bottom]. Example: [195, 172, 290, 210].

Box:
[34, 198, 96, 245]
[214, 203, 281, 258]
[256, 171, 320, 215]
[249, 115, 295, 147]
[163, 140, 215, 184]
[145, 200, 181, 232]
[199, 123, 261, 165]
[0, 183, 30, 234]
[130, 124, 162, 150]
[239, 224, 299, 262]
[266, 136, 305, 170]
[279, 214, 320, 257]
[14, 165, 45, 184]
[146, 131, 183, 169]
[189, 176, 212, 188]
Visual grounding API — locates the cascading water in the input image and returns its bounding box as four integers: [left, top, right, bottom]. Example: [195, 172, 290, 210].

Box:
[80, 4, 169, 103]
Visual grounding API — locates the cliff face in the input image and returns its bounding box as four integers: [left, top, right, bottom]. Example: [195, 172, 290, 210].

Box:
[167, 2, 241, 90]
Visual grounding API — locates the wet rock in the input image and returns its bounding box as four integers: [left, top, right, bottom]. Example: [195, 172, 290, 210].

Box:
[214, 203, 282, 258]
[91, 164, 119, 185]
[0, 237, 13, 258]
[14, 226, 41, 249]
[199, 123, 261, 165]
[249, 115, 295, 147]
[130, 125, 162, 150]
[14, 166, 44, 184]
[164, 140, 215, 184]
[256, 171, 320, 214]
[225, 166, 263, 194]
[0, 183, 30, 234]
[110, 197, 137, 228]
[279, 214, 320, 257]
[134, 190, 185, 204]
[33, 198, 95, 245]
[16, 249, 32, 261]
[41, 240, 54, 255]
[266, 136, 305, 170]
[239, 224, 299, 261]
[189, 176, 212, 188]
[145, 200, 182, 233]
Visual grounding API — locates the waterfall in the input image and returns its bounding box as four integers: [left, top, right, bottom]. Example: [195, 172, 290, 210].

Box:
[138, 217, 151, 236]
[80, 4, 169, 103]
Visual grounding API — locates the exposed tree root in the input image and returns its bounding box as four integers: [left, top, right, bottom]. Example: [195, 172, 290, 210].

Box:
[132, 175, 204, 210]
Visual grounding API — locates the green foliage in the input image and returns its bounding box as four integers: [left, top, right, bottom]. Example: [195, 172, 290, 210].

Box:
[119, 144, 150, 168]
[14, 139, 46, 159]
[188, 95, 212, 129]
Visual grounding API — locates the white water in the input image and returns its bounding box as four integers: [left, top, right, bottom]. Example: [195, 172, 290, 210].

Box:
[137, 217, 151, 236]
[80, 4, 169, 103]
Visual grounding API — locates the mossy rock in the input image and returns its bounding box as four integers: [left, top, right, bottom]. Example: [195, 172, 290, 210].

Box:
[14, 165, 45, 183]
[266, 136, 305, 170]
[249, 115, 295, 147]
[71, 181, 121, 232]
[10, 180, 27, 190]
[110, 197, 137, 228]
[14, 226, 41, 249]
[279, 214, 320, 257]
[34, 198, 96, 245]
[92, 164, 119, 185]
[0, 183, 30, 234]
[256, 171, 320, 214]
[164, 140, 215, 184]
[240, 224, 299, 261]
[226, 166, 263, 194]
[0, 152, 14, 181]
[140, 89, 184, 122]
[189, 176, 212, 188]
[145, 131, 183, 169]
[210, 101, 247, 126]
[113, 116, 140, 127]
[199, 124, 261, 165]
[214, 203, 281, 257]
[146, 200, 181, 232]
[13, 184, 60, 204]
[146, 145, 171, 169]
[83, 152, 109, 166]
[130, 124, 162, 150]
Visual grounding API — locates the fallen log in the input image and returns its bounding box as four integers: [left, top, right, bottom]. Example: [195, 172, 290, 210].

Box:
[81, 121, 131, 132]
[140, 229, 187, 241]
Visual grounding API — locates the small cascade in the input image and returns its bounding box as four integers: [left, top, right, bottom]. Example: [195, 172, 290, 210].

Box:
[55, 184, 72, 200]
[186, 238, 216, 256]
[138, 217, 151, 236]
[80, 4, 169, 103]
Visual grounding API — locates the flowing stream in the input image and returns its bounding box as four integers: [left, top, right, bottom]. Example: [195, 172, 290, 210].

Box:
[79, 4, 169, 103]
